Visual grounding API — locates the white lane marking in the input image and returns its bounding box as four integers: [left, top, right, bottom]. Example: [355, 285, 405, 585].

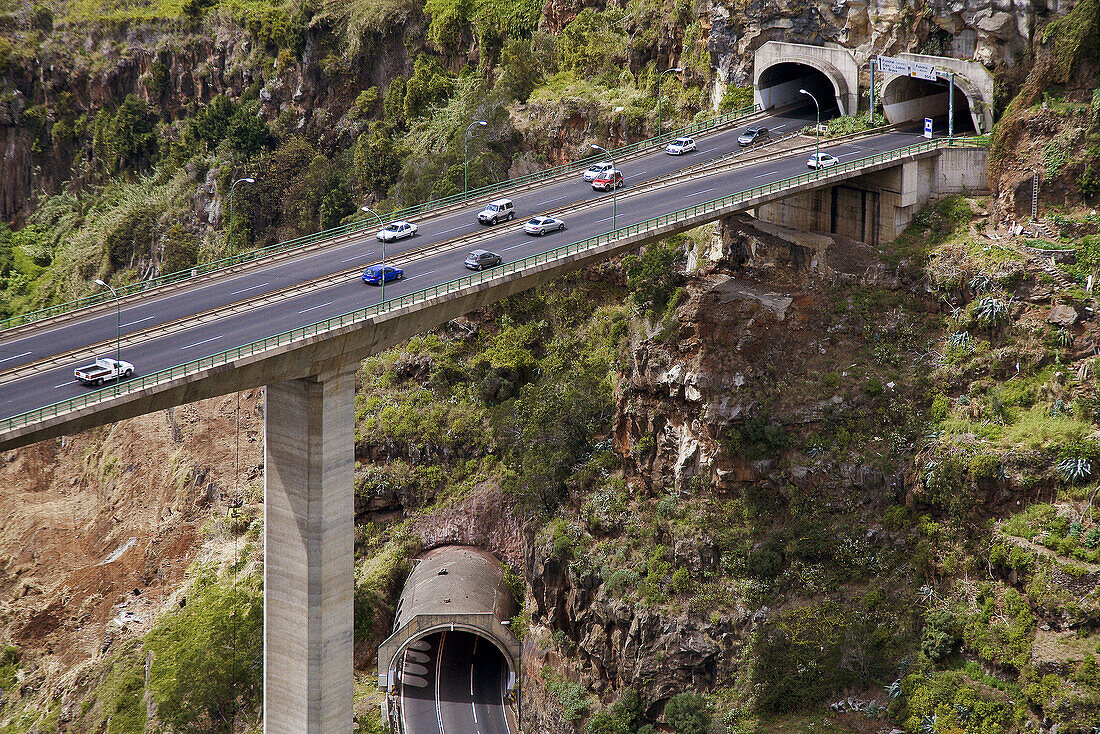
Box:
[180, 335, 222, 350]
[536, 194, 567, 205]
[298, 301, 333, 314]
[500, 658, 512, 734]
[434, 223, 471, 237]
[120, 314, 156, 328]
[595, 215, 613, 223]
[685, 187, 714, 198]
[773, 124, 785, 131]
[400, 650, 410, 734]
[504, 242, 527, 251]
[0, 351, 32, 364]
[229, 282, 269, 296]
[634, 170, 647, 175]
[470, 636, 478, 696]
[753, 170, 779, 178]
[54, 379, 77, 389]
[341, 250, 374, 263]
[436, 632, 447, 734]
[404, 270, 436, 280]
[471, 702, 478, 724]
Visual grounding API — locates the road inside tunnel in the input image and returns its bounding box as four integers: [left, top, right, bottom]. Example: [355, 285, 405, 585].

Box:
[399, 631, 511, 734]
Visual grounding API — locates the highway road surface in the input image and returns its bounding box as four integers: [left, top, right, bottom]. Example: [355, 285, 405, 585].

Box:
[0, 108, 937, 423]
[399, 632, 510, 734]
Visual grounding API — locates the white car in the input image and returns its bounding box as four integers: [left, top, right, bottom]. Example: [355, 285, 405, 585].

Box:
[806, 152, 839, 169]
[376, 221, 417, 242]
[582, 161, 614, 182]
[523, 216, 565, 236]
[665, 137, 696, 155]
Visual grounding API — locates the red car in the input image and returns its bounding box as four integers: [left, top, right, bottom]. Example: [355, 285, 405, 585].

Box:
[591, 169, 624, 191]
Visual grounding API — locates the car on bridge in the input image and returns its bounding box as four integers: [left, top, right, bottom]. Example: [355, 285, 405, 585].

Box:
[523, 216, 565, 235]
[74, 357, 134, 386]
[362, 265, 404, 284]
[807, 152, 839, 169]
[477, 198, 515, 225]
[591, 169, 624, 191]
[464, 249, 502, 270]
[582, 161, 614, 182]
[376, 221, 417, 242]
[738, 127, 770, 146]
[665, 137, 696, 155]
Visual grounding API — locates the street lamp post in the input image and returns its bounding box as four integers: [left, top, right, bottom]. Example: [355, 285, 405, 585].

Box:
[94, 278, 121, 394]
[657, 67, 682, 140]
[464, 120, 488, 201]
[227, 177, 255, 258]
[361, 206, 387, 302]
[800, 89, 821, 177]
[590, 143, 617, 232]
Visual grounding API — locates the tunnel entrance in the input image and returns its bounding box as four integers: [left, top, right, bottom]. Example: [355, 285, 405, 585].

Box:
[881, 75, 977, 134]
[756, 62, 844, 118]
[377, 546, 521, 695]
[396, 631, 511, 733]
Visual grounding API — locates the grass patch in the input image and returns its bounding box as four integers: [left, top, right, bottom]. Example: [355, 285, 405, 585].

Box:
[890, 195, 973, 267]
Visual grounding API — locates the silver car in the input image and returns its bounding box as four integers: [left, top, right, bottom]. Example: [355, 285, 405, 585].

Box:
[582, 161, 614, 182]
[464, 249, 502, 270]
[523, 216, 565, 236]
[665, 137, 696, 155]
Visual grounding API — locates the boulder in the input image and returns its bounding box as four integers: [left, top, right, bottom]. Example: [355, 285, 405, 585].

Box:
[1047, 304, 1078, 327]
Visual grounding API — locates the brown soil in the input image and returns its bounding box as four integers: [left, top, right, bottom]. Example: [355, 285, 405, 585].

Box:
[0, 389, 264, 687]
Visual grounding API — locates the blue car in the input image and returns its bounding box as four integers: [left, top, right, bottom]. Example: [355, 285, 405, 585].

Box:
[362, 265, 404, 284]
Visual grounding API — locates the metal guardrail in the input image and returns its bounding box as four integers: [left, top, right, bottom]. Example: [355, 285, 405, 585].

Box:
[0, 136, 983, 436]
[0, 104, 761, 334]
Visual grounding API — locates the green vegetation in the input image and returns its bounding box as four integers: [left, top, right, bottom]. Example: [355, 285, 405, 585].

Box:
[146, 571, 263, 732]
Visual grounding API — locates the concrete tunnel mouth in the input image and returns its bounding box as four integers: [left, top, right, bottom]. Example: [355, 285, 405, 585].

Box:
[881, 75, 977, 134]
[756, 62, 843, 118]
[377, 546, 522, 693]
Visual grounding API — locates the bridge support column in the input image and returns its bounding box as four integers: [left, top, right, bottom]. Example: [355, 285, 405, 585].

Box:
[264, 367, 356, 734]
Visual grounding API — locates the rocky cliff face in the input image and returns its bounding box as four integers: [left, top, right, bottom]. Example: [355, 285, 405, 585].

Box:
[709, 0, 1060, 88]
[520, 214, 925, 728]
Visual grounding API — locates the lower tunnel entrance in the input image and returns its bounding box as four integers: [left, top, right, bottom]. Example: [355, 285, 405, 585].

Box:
[757, 62, 843, 118]
[396, 631, 511, 734]
[881, 76, 976, 134]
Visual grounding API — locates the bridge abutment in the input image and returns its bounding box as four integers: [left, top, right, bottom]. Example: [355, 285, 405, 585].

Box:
[264, 367, 356, 734]
[755, 147, 988, 246]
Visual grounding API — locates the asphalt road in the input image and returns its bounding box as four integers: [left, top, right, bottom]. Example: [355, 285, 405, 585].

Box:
[399, 632, 510, 734]
[0, 108, 937, 422]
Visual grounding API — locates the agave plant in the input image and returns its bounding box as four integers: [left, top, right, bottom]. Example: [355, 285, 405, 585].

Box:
[885, 678, 902, 699]
[947, 330, 972, 348]
[918, 584, 937, 604]
[921, 714, 938, 734]
[1057, 456, 1093, 483]
[1056, 327, 1075, 348]
[969, 272, 995, 294]
[972, 295, 1011, 327]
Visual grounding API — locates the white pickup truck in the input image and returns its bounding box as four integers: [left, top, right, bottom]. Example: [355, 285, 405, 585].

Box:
[74, 357, 134, 386]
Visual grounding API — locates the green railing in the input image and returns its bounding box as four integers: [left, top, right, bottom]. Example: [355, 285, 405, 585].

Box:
[0, 104, 761, 334]
[0, 136, 984, 437]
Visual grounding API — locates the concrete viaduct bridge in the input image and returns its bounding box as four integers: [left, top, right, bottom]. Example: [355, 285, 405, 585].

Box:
[754, 41, 994, 134]
[0, 118, 987, 731]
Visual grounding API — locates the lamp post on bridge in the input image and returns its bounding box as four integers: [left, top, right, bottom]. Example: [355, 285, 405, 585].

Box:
[657, 66, 682, 140]
[94, 278, 121, 395]
[464, 120, 488, 201]
[361, 206, 386, 303]
[227, 176, 255, 259]
[590, 143, 617, 232]
[800, 89, 821, 178]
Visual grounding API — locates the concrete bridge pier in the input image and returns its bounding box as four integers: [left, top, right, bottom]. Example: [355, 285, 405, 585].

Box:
[264, 366, 356, 734]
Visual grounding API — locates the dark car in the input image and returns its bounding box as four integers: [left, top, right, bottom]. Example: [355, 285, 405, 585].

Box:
[362, 264, 404, 284]
[464, 250, 502, 270]
[737, 127, 770, 146]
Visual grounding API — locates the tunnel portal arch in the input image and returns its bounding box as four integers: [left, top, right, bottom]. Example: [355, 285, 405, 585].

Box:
[377, 546, 522, 692]
[754, 41, 859, 116]
[879, 53, 994, 133]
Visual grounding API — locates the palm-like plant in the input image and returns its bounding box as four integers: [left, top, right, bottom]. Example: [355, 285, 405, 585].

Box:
[885, 679, 902, 700]
[972, 295, 1011, 327]
[1058, 456, 1093, 483]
